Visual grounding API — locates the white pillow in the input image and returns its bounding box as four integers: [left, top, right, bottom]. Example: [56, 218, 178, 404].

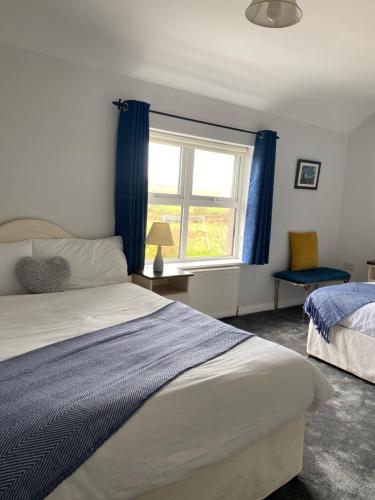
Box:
[32, 237, 128, 290]
[0, 240, 33, 295]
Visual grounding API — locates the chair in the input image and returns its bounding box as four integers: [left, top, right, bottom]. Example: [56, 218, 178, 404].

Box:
[273, 232, 350, 317]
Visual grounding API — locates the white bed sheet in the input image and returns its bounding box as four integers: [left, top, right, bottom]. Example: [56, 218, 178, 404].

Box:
[340, 305, 375, 337]
[0, 284, 332, 499]
[338, 282, 375, 337]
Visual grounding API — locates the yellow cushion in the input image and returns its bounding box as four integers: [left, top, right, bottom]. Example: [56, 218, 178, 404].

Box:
[289, 232, 318, 271]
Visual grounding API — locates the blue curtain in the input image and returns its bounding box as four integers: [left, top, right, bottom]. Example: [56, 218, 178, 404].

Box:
[242, 130, 278, 265]
[115, 100, 150, 274]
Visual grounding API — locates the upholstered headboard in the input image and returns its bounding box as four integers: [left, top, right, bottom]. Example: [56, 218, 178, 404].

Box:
[0, 219, 72, 243]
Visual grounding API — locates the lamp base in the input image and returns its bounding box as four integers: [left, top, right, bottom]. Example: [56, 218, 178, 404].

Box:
[153, 245, 164, 274]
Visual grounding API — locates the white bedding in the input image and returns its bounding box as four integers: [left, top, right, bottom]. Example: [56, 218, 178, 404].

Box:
[334, 282, 375, 337]
[0, 284, 332, 499]
[340, 303, 375, 337]
[307, 321, 375, 383]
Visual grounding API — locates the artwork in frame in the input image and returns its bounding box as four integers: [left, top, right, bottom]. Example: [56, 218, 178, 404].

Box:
[294, 159, 321, 190]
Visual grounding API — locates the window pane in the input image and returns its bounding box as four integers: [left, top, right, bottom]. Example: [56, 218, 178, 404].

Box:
[149, 142, 181, 194]
[186, 207, 235, 258]
[146, 205, 181, 260]
[192, 149, 235, 198]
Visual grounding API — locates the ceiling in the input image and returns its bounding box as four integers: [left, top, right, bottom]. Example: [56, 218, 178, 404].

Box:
[0, 0, 374, 132]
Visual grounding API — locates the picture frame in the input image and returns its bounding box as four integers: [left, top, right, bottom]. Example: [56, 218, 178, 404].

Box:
[294, 159, 321, 190]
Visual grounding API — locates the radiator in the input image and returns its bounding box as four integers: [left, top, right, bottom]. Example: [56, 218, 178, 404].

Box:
[188, 266, 240, 318]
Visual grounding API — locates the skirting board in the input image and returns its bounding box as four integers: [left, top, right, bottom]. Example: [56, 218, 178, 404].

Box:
[211, 310, 241, 320]
[238, 298, 303, 316]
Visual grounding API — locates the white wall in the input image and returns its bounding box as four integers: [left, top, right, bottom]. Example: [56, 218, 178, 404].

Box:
[0, 43, 349, 311]
[337, 112, 375, 281]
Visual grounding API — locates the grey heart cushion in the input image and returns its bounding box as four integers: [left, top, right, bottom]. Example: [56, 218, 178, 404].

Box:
[15, 256, 71, 294]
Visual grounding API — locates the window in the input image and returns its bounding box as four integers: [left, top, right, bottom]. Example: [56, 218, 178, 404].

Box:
[146, 131, 251, 263]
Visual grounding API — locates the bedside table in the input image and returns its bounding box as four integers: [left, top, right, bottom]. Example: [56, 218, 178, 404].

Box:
[367, 261, 375, 281]
[132, 267, 194, 305]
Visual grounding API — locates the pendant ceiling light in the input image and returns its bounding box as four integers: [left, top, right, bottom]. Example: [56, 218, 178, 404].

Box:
[245, 0, 302, 28]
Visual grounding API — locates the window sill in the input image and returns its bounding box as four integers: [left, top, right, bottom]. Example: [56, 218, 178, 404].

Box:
[172, 259, 244, 271]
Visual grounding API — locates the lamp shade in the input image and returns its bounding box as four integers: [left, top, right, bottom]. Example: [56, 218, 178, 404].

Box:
[146, 222, 174, 246]
[245, 0, 302, 28]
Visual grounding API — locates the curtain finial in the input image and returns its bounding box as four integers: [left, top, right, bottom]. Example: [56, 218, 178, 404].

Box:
[112, 99, 128, 112]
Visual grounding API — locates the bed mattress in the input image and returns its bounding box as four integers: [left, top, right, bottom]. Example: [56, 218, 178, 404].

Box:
[0, 283, 332, 499]
[307, 321, 375, 383]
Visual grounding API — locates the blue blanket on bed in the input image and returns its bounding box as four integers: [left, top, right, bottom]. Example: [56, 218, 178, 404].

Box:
[304, 282, 375, 342]
[0, 301, 253, 500]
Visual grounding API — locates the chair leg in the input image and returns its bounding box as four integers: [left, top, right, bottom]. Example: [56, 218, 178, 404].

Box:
[274, 280, 280, 311]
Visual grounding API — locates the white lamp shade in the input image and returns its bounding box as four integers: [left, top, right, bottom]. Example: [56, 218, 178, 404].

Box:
[245, 0, 302, 28]
[146, 222, 174, 246]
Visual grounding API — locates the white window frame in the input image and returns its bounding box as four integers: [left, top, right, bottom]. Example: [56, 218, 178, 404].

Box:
[148, 130, 252, 264]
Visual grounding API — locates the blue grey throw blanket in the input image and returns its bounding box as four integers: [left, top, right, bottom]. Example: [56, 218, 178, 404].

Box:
[304, 282, 375, 342]
[0, 301, 253, 500]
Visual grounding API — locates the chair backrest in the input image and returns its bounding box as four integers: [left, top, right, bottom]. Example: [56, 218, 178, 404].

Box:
[289, 231, 318, 271]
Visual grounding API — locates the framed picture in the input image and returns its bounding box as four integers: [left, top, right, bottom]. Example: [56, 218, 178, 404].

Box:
[294, 159, 321, 190]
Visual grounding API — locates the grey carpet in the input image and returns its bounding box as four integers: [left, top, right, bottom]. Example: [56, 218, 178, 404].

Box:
[225, 307, 375, 500]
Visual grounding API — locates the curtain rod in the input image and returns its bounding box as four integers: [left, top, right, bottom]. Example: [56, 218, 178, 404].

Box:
[112, 100, 279, 139]
[149, 110, 258, 136]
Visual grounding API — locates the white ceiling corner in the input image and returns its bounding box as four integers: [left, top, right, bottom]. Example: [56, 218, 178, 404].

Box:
[0, 0, 374, 132]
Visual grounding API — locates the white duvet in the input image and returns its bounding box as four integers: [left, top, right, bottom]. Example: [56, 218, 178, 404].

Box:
[339, 283, 375, 337]
[0, 284, 332, 499]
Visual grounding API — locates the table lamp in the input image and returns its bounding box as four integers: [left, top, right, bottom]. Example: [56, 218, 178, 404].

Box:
[146, 222, 174, 274]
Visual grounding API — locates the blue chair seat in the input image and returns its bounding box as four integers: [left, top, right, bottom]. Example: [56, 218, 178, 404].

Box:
[273, 267, 351, 285]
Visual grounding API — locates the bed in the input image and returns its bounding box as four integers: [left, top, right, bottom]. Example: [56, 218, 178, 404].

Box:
[0, 219, 332, 500]
[307, 297, 375, 384]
